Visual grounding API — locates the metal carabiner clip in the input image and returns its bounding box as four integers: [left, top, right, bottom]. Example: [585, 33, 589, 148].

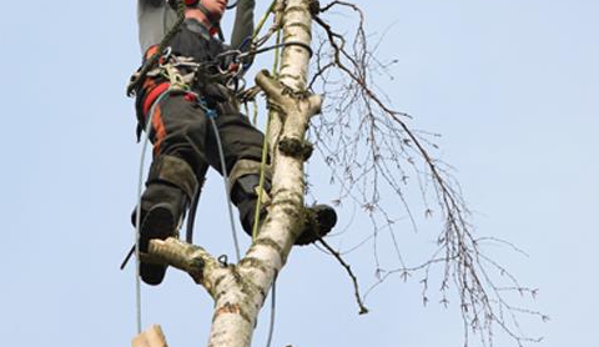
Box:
[226, 75, 246, 93]
[217, 64, 230, 77]
[159, 47, 173, 66]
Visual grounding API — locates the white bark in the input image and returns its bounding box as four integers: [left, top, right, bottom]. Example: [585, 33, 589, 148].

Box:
[141, 1, 320, 347]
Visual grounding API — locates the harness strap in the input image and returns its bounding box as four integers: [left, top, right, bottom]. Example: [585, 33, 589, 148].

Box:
[143, 83, 171, 115]
[144, 45, 160, 61]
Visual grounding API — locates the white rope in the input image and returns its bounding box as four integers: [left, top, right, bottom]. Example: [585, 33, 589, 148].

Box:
[208, 115, 242, 262]
[134, 90, 176, 334]
[265, 277, 277, 347]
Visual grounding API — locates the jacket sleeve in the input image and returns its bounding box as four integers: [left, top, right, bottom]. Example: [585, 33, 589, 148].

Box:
[229, 0, 255, 51]
[139, 0, 164, 7]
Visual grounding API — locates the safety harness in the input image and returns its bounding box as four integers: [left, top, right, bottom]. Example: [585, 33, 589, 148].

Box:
[130, 17, 247, 140]
[129, 0, 231, 96]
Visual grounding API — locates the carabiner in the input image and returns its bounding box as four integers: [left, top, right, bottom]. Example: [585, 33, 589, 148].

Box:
[159, 47, 173, 66]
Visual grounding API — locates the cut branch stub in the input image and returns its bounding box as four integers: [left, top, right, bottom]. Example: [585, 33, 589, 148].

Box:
[132, 325, 168, 347]
[256, 70, 292, 109]
[255, 70, 323, 118]
[256, 70, 322, 161]
[279, 138, 314, 160]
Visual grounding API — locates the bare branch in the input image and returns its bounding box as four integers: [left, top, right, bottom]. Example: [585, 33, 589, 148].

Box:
[318, 238, 369, 314]
[304, 1, 544, 345]
[145, 238, 224, 297]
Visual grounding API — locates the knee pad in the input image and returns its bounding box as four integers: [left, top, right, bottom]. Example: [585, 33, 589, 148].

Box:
[229, 159, 272, 206]
[147, 155, 199, 200]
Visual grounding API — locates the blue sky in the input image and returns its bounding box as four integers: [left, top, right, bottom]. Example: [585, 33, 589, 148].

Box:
[1, 1, 597, 346]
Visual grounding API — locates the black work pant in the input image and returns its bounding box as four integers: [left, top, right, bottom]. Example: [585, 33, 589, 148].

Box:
[143, 93, 265, 182]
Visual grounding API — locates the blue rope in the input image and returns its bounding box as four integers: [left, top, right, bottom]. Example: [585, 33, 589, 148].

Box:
[197, 97, 242, 262]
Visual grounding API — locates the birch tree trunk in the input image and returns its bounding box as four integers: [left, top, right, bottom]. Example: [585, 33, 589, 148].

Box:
[140, 1, 320, 346]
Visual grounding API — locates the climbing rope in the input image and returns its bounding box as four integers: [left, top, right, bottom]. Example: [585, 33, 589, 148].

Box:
[134, 89, 179, 334]
[251, 27, 283, 240]
[196, 97, 243, 262]
[185, 178, 205, 243]
[253, 0, 278, 41]
[265, 275, 278, 347]
[252, 24, 284, 347]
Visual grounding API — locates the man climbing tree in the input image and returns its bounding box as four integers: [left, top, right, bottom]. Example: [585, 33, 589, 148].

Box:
[129, 0, 337, 286]
[124, 1, 542, 346]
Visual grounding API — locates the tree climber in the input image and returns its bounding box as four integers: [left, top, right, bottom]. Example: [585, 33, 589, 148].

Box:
[131, 0, 337, 285]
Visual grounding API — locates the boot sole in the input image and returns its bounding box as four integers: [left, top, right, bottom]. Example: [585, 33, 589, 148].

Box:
[296, 206, 338, 246]
[139, 204, 176, 286]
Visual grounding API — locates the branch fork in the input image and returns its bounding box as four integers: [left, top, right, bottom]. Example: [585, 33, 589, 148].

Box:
[256, 70, 321, 159]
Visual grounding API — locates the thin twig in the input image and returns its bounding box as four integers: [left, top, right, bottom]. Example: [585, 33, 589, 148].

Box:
[318, 238, 369, 315]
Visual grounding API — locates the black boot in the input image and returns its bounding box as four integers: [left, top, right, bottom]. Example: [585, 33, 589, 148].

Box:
[132, 155, 198, 285]
[295, 204, 338, 245]
[231, 173, 337, 245]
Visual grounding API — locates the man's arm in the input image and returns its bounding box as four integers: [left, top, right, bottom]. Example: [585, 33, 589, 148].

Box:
[230, 0, 255, 50]
[140, 0, 164, 7]
[137, 0, 170, 54]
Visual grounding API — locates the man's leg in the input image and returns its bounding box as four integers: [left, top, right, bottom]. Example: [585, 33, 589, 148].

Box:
[135, 95, 209, 285]
[205, 107, 337, 245]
